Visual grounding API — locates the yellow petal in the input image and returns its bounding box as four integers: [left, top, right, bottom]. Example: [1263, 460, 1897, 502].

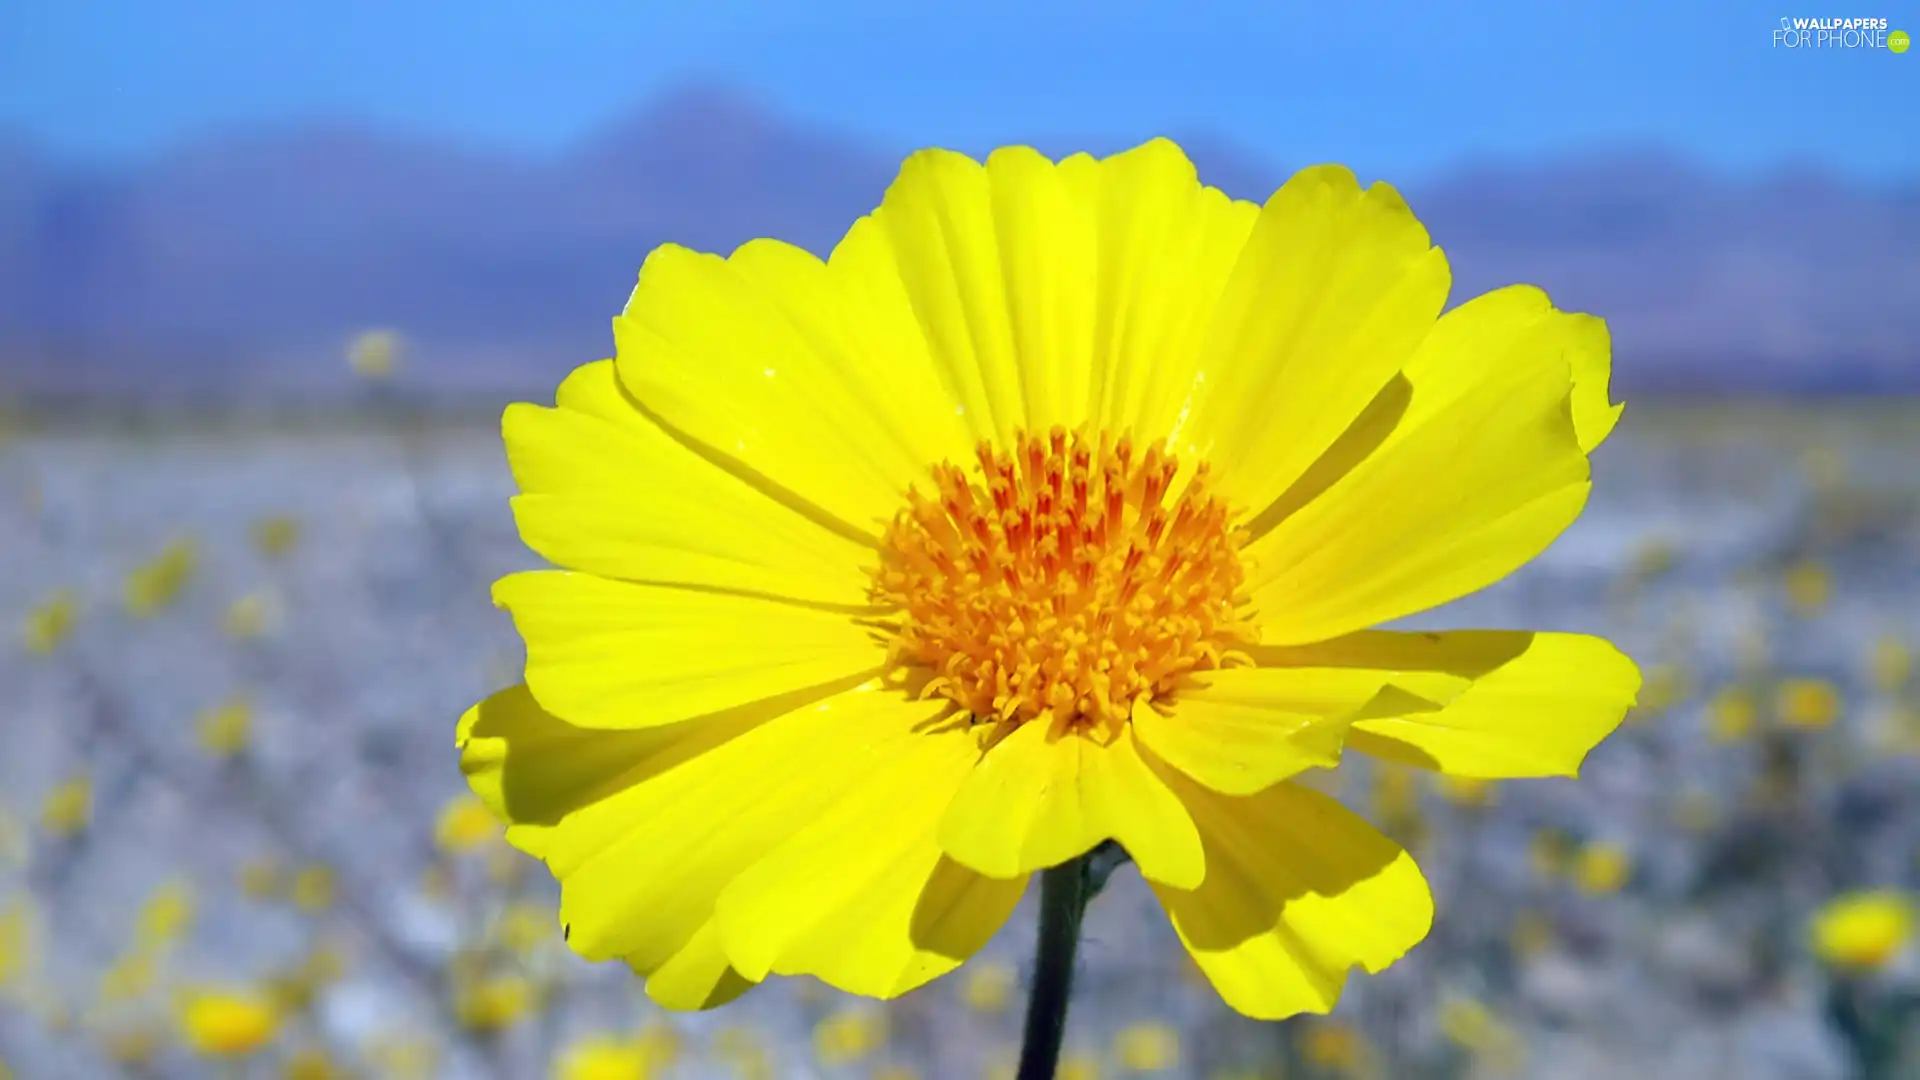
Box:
[1133, 668, 1389, 795]
[457, 680, 946, 998]
[1255, 630, 1641, 778]
[1396, 286, 1620, 453]
[1245, 291, 1591, 645]
[716, 726, 1025, 998]
[859, 139, 1260, 442]
[493, 571, 884, 729]
[1169, 165, 1450, 519]
[1150, 778, 1433, 1020]
[939, 720, 1203, 888]
[615, 238, 977, 538]
[505, 360, 875, 604]
[642, 917, 757, 1011]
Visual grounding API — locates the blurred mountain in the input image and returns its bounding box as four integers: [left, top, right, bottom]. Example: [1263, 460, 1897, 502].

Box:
[1, 82, 1915, 402]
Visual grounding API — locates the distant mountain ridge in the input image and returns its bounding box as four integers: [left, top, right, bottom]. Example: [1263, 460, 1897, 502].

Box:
[1, 82, 1915, 400]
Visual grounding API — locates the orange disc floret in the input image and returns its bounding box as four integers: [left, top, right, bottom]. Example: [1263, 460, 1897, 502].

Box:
[871, 426, 1257, 735]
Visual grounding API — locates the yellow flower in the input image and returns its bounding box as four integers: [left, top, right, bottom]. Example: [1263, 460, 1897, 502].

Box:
[1777, 678, 1841, 730]
[365, 1037, 438, 1080]
[1782, 560, 1831, 616]
[99, 951, 157, 1003]
[455, 973, 537, 1031]
[21, 589, 78, 654]
[455, 139, 1639, 1020]
[40, 775, 91, 837]
[961, 959, 1016, 1012]
[1810, 890, 1913, 972]
[1058, 1055, 1101, 1080]
[124, 539, 198, 617]
[177, 987, 281, 1057]
[1435, 774, 1495, 807]
[812, 1008, 884, 1066]
[197, 697, 255, 759]
[348, 329, 403, 380]
[434, 795, 503, 853]
[1573, 841, 1632, 895]
[1302, 1021, 1364, 1070]
[1871, 636, 1911, 693]
[223, 591, 277, 639]
[1114, 1022, 1180, 1071]
[252, 515, 303, 558]
[1707, 688, 1757, 743]
[556, 1032, 671, 1080]
[290, 866, 336, 912]
[135, 879, 196, 952]
[0, 896, 33, 988]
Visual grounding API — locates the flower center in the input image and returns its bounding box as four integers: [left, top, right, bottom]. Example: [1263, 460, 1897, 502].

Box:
[870, 426, 1257, 737]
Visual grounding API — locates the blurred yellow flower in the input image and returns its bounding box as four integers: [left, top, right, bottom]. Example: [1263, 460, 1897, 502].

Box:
[556, 1033, 664, 1080]
[813, 1008, 885, 1066]
[1871, 636, 1911, 693]
[291, 865, 336, 912]
[497, 902, 554, 956]
[360, 1037, 435, 1076]
[197, 697, 255, 759]
[0, 897, 33, 989]
[365, 1037, 439, 1080]
[1707, 687, 1757, 743]
[1627, 535, 1676, 582]
[1777, 678, 1841, 730]
[1635, 663, 1690, 716]
[348, 329, 404, 380]
[961, 959, 1016, 1013]
[1302, 1021, 1364, 1070]
[1509, 909, 1554, 959]
[434, 794, 502, 854]
[1574, 841, 1632, 895]
[455, 973, 538, 1032]
[1783, 560, 1831, 616]
[21, 589, 78, 654]
[460, 140, 1640, 1022]
[177, 987, 281, 1057]
[1114, 1022, 1180, 1072]
[1058, 1055, 1101, 1080]
[40, 775, 91, 837]
[1528, 829, 1571, 880]
[1810, 890, 1913, 972]
[1435, 774, 1495, 807]
[223, 591, 278, 639]
[101, 1023, 164, 1066]
[1672, 788, 1718, 833]
[238, 858, 285, 901]
[99, 951, 158, 1004]
[124, 539, 198, 618]
[283, 1048, 348, 1080]
[251, 515, 303, 559]
[135, 879, 196, 952]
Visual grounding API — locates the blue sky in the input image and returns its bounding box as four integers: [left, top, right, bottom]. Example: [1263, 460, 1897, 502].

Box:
[3, 0, 1915, 182]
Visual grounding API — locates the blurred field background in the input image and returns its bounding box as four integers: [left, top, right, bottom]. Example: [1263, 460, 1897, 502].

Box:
[3, 3, 1919, 1079]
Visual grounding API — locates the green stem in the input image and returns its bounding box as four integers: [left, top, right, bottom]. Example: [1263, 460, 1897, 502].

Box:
[1016, 855, 1091, 1080]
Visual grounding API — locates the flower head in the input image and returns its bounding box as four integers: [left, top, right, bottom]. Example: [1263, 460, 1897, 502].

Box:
[459, 139, 1638, 1020]
[176, 987, 280, 1057]
[124, 539, 197, 618]
[1811, 890, 1913, 972]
